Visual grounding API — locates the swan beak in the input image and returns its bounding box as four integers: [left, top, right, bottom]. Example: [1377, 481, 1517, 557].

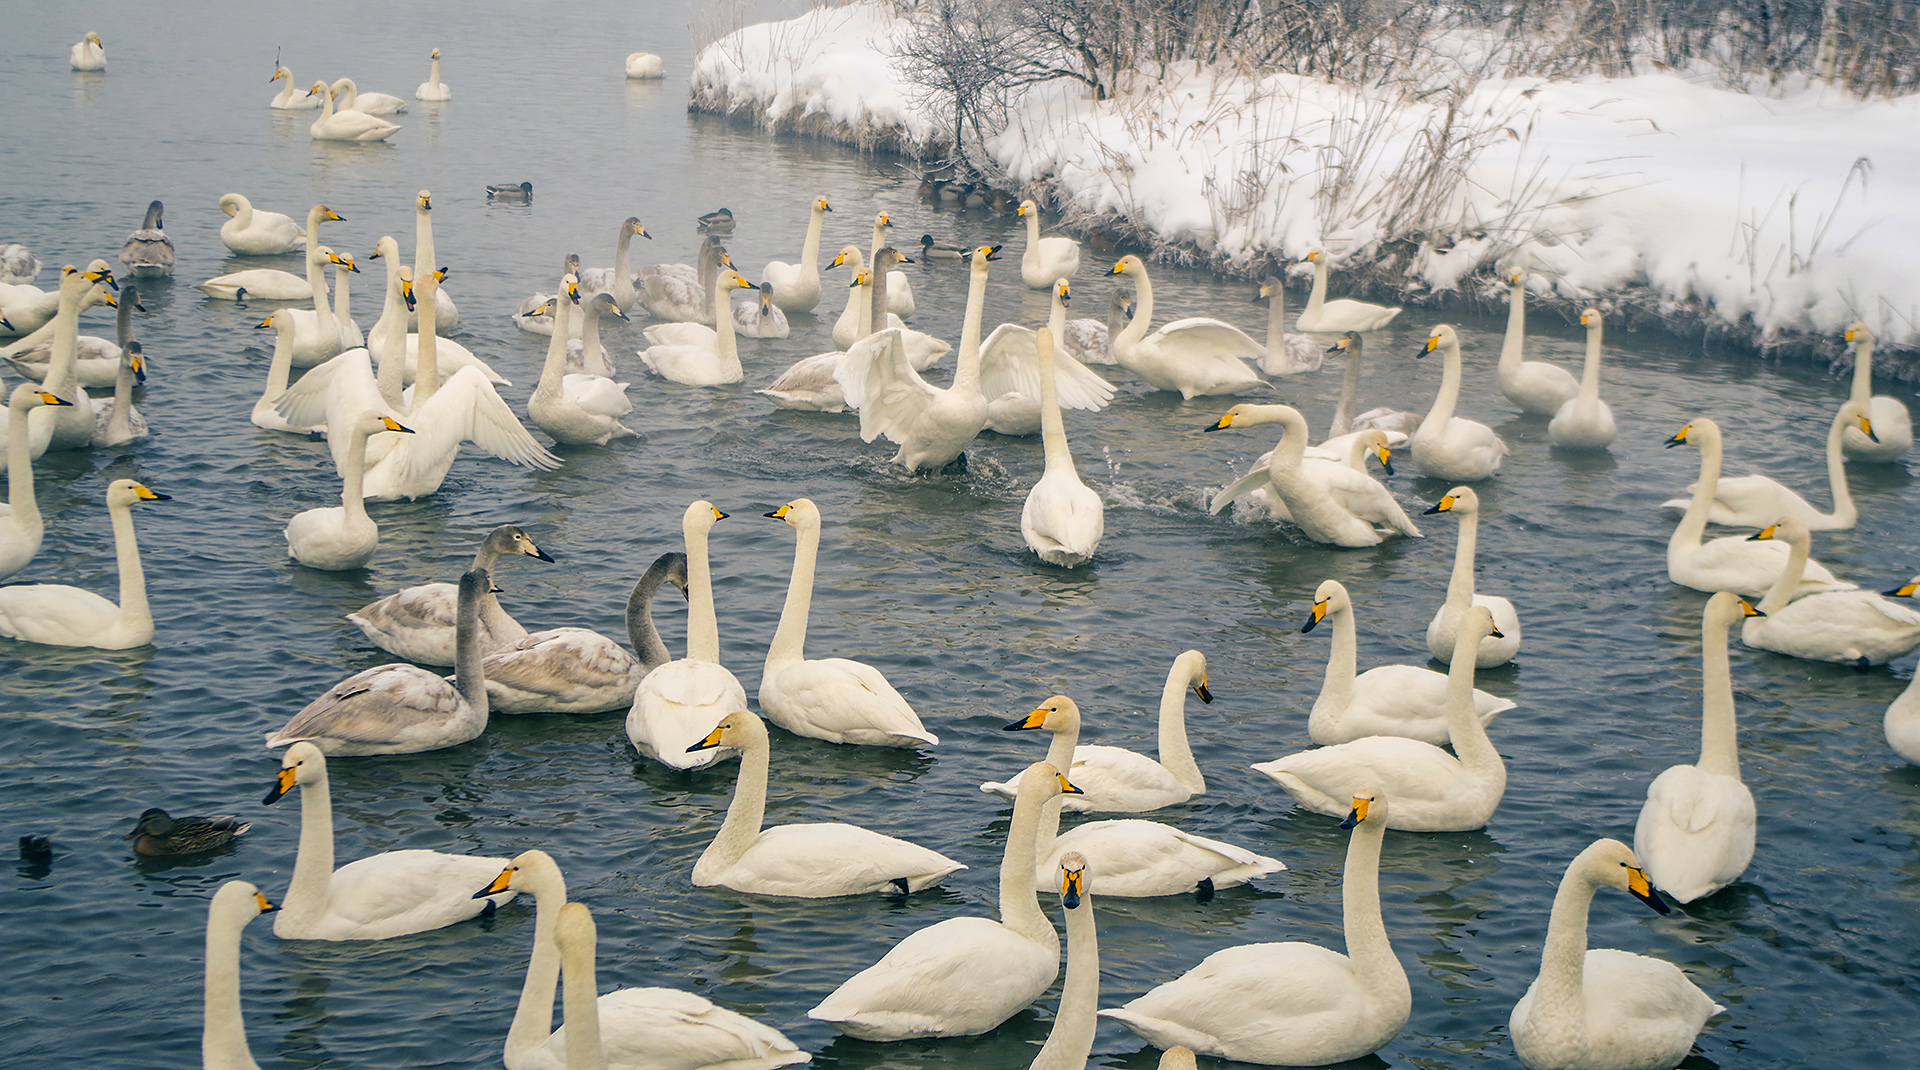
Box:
[1301, 599, 1328, 633]
[984, 245, 1003, 261]
[1375, 446, 1394, 476]
[1194, 676, 1213, 704]
[1060, 867, 1084, 909]
[522, 302, 551, 317]
[130, 351, 145, 381]
[1858, 415, 1879, 442]
[1058, 283, 1071, 304]
[86, 267, 118, 292]
[826, 254, 844, 271]
[255, 316, 276, 329]
[1108, 261, 1124, 274]
[270, 71, 283, 83]
[133, 485, 170, 501]
[1664, 427, 1691, 448]
[687, 725, 727, 752]
[1018, 204, 1030, 217]
[1624, 864, 1669, 914]
[264, 765, 297, 805]
[33, 392, 71, 407]
[1416, 337, 1436, 357]
[402, 280, 416, 311]
[322, 208, 344, 223]
[1488, 624, 1505, 639]
[524, 543, 555, 563]
[1056, 773, 1084, 795]
[850, 274, 866, 288]
[379, 417, 415, 434]
[255, 892, 280, 914]
[1886, 583, 1920, 598]
[1739, 599, 1766, 617]
[419, 195, 432, 211]
[1423, 494, 1456, 516]
[896, 253, 915, 264]
[710, 506, 728, 521]
[820, 199, 833, 212]
[1203, 413, 1235, 433]
[473, 866, 515, 898]
[1339, 796, 1371, 829]
[99, 291, 118, 309]
[766, 504, 793, 519]
[1746, 524, 1778, 542]
[1004, 708, 1050, 731]
[1253, 284, 1268, 303]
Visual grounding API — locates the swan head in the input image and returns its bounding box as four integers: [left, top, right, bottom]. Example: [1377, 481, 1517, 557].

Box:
[1170, 649, 1210, 702]
[1255, 277, 1279, 302]
[126, 342, 146, 382]
[1338, 789, 1387, 829]
[1005, 695, 1080, 735]
[1057, 852, 1088, 908]
[717, 269, 754, 293]
[80, 259, 118, 292]
[1745, 514, 1814, 549]
[349, 412, 413, 439]
[211, 881, 279, 929]
[755, 283, 775, 314]
[1508, 267, 1525, 285]
[1579, 307, 1603, 330]
[105, 479, 170, 509]
[1302, 579, 1352, 633]
[970, 245, 1002, 267]
[1663, 417, 1719, 451]
[683, 500, 728, 539]
[1327, 329, 1362, 355]
[430, 48, 441, 60]
[307, 81, 329, 98]
[654, 551, 692, 601]
[323, 248, 358, 273]
[1305, 248, 1325, 264]
[1203, 403, 1298, 434]
[487, 524, 555, 563]
[1704, 591, 1765, 630]
[814, 195, 833, 214]
[474, 849, 562, 899]
[1837, 403, 1877, 442]
[849, 271, 868, 289]
[1017, 199, 1039, 217]
[271, 67, 293, 83]
[1018, 760, 1083, 804]
[316, 205, 344, 224]
[765, 498, 820, 530]
[219, 193, 246, 218]
[588, 292, 629, 322]
[1423, 485, 1479, 517]
[416, 190, 433, 212]
[1109, 254, 1143, 277]
[1459, 605, 1502, 643]
[1886, 577, 1920, 599]
[826, 245, 862, 271]
[398, 267, 417, 311]
[84, 32, 103, 48]
[625, 217, 651, 239]
[1845, 321, 1872, 345]
[1418, 325, 1457, 357]
[874, 211, 892, 230]
[9, 384, 72, 411]
[265, 741, 329, 803]
[688, 710, 766, 754]
[1054, 279, 1071, 304]
[1576, 838, 1669, 915]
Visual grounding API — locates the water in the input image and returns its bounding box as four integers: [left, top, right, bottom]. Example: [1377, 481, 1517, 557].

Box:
[5, 3, 1920, 1067]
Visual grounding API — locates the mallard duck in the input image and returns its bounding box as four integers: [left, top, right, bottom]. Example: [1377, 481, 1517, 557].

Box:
[125, 808, 249, 856]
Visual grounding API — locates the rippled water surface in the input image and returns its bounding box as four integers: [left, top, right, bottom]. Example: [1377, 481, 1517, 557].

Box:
[5, 4, 1920, 1067]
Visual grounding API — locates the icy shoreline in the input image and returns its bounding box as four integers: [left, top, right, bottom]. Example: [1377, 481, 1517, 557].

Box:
[690, 2, 1920, 378]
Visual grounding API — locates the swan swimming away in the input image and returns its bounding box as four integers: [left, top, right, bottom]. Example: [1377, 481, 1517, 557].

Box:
[415, 48, 451, 100]
[0, 478, 167, 649]
[1633, 592, 1760, 904]
[1100, 791, 1410, 1064]
[1020, 327, 1105, 566]
[481, 551, 688, 715]
[625, 52, 666, 79]
[1508, 839, 1721, 1070]
[1424, 486, 1523, 667]
[349, 524, 554, 667]
[1295, 249, 1401, 332]
[263, 741, 516, 939]
[684, 710, 964, 895]
[118, 200, 174, 278]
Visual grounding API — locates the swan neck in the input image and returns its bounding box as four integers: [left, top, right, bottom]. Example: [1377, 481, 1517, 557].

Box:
[202, 908, 260, 1070]
[116, 286, 135, 349]
[1445, 626, 1502, 783]
[1321, 603, 1359, 707]
[1266, 282, 1286, 351]
[1030, 889, 1099, 1070]
[414, 271, 440, 405]
[1155, 665, 1204, 792]
[1673, 431, 1722, 550]
[867, 260, 890, 336]
[340, 425, 373, 522]
[429, 55, 442, 88]
[1120, 266, 1154, 347]
[1341, 811, 1403, 999]
[505, 873, 569, 1063]
[1757, 527, 1811, 614]
[999, 784, 1058, 945]
[685, 520, 720, 663]
[1445, 508, 1479, 611]
[625, 563, 674, 669]
[47, 279, 84, 393]
[558, 915, 606, 1070]
[799, 204, 825, 276]
[306, 251, 335, 339]
[453, 578, 489, 713]
[1699, 609, 1741, 778]
[1305, 257, 1328, 316]
[1532, 864, 1599, 1045]
[284, 771, 337, 930]
[107, 349, 135, 436]
[1025, 207, 1043, 250]
[6, 392, 40, 525]
[954, 261, 990, 392]
[373, 259, 406, 408]
[1049, 289, 1066, 341]
[1577, 322, 1603, 400]
[1038, 332, 1071, 471]
[1850, 335, 1873, 406]
[766, 519, 818, 670]
[711, 280, 742, 377]
[108, 494, 149, 632]
[1500, 279, 1525, 373]
[535, 291, 573, 400]
[701, 730, 770, 877]
[1331, 340, 1363, 438]
[1423, 337, 1463, 430]
[1822, 406, 1856, 523]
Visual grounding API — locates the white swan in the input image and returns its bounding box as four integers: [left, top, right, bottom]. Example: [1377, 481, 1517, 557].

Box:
[269, 66, 319, 109]
[1021, 328, 1106, 566]
[1496, 269, 1577, 415]
[415, 49, 452, 100]
[530, 275, 635, 445]
[0, 243, 39, 284]
[0, 478, 165, 649]
[1037, 808, 1284, 899]
[627, 502, 748, 770]
[1204, 403, 1421, 547]
[0, 386, 72, 581]
[26, 264, 113, 455]
[1884, 638, 1920, 764]
[1100, 790, 1409, 1064]
[1303, 579, 1515, 747]
[1253, 607, 1507, 831]
[1743, 518, 1920, 665]
[330, 76, 407, 115]
[638, 269, 757, 385]
[1030, 855, 1098, 1070]
[807, 762, 1079, 1039]
[482, 852, 807, 1070]
[1108, 255, 1267, 398]
[1663, 418, 1853, 598]
[625, 52, 665, 79]
[250, 311, 323, 433]
[761, 195, 830, 312]
[1321, 330, 1425, 442]
[284, 412, 413, 570]
[1633, 592, 1759, 904]
[577, 218, 649, 312]
[268, 569, 492, 754]
[199, 204, 343, 299]
[1412, 325, 1507, 481]
[827, 246, 901, 349]
[566, 293, 627, 376]
[119, 199, 174, 278]
[280, 244, 357, 365]
[349, 524, 554, 667]
[1295, 249, 1401, 332]
[407, 190, 460, 331]
[200, 881, 278, 1070]
[70, 32, 105, 71]
[1549, 308, 1618, 449]
[482, 552, 688, 714]
[1017, 199, 1081, 289]
[88, 341, 147, 447]
[1254, 272, 1323, 374]
[1839, 323, 1913, 462]
[1220, 428, 1409, 529]
[983, 661, 1210, 812]
[685, 710, 964, 895]
[980, 280, 1117, 436]
[845, 248, 947, 361]
[868, 212, 914, 315]
[760, 498, 937, 746]
[309, 81, 400, 141]
[1424, 486, 1523, 667]
[262, 742, 515, 939]
[1508, 839, 1721, 1070]
[757, 350, 853, 411]
[218, 193, 305, 255]
[731, 281, 790, 338]
[1, 274, 128, 388]
[1663, 403, 1872, 531]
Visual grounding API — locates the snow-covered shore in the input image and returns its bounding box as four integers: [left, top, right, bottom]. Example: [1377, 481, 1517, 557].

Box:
[691, 2, 1920, 372]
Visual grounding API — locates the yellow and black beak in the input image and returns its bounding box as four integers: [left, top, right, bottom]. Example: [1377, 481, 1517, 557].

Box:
[86, 267, 118, 291]
[1061, 867, 1085, 909]
[1056, 773, 1084, 795]
[1301, 598, 1329, 633]
[1738, 599, 1765, 618]
[1108, 260, 1124, 275]
[33, 391, 71, 408]
[765, 503, 793, 520]
[379, 417, 415, 435]
[1004, 707, 1051, 732]
[1193, 675, 1213, 704]
[1339, 795, 1372, 829]
[1058, 282, 1071, 304]
[710, 506, 728, 521]
[1416, 335, 1437, 357]
[401, 279, 417, 312]
[255, 891, 280, 914]
[1423, 494, 1457, 516]
[1623, 863, 1669, 914]
[1324, 337, 1345, 353]
[1885, 582, 1920, 599]
[133, 484, 171, 502]
[982, 245, 1003, 261]
[1664, 426, 1691, 448]
[686, 724, 726, 752]
[1845, 327, 1857, 342]
[419, 194, 432, 211]
[263, 764, 297, 804]
[1745, 524, 1778, 542]
[472, 865, 516, 899]
[255, 315, 275, 329]
[1856, 415, 1879, 443]
[1374, 445, 1394, 476]
[522, 301, 553, 318]
[323, 208, 344, 223]
[1203, 412, 1236, 433]
[1488, 623, 1505, 639]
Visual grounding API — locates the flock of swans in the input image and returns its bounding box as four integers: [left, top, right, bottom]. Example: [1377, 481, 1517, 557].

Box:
[10, 36, 1920, 1070]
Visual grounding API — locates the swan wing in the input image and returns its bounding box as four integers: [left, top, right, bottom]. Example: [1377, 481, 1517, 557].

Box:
[273, 348, 383, 431]
[1045, 819, 1285, 896]
[808, 916, 1057, 1040]
[644, 322, 718, 348]
[1253, 736, 1478, 824]
[1153, 317, 1266, 359]
[481, 627, 640, 712]
[268, 665, 466, 748]
[1211, 463, 1275, 514]
[981, 323, 1116, 413]
[423, 368, 563, 470]
[1634, 765, 1755, 902]
[761, 658, 936, 744]
[577, 987, 808, 1070]
[835, 329, 937, 444]
[310, 849, 512, 939]
[758, 352, 847, 411]
[560, 373, 634, 418]
[1101, 942, 1380, 1063]
[1318, 464, 1420, 535]
[718, 823, 963, 896]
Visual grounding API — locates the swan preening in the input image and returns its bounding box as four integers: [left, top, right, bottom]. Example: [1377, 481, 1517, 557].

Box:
[263, 742, 515, 939]
[218, 193, 305, 255]
[1508, 839, 1721, 1070]
[0, 478, 166, 649]
[1101, 791, 1409, 1064]
[626, 52, 666, 79]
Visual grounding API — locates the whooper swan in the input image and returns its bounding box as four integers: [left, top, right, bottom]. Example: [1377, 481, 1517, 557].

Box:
[576, 217, 649, 312]
[1839, 323, 1913, 462]
[269, 66, 319, 109]
[1743, 517, 1920, 666]
[87, 340, 147, 447]
[638, 269, 757, 385]
[1884, 628, 1920, 764]
[348, 524, 554, 667]
[1662, 403, 1872, 532]
[1508, 839, 1721, 1070]
[1548, 308, 1618, 449]
[761, 195, 831, 312]
[627, 502, 748, 769]
[1100, 791, 1410, 1064]
[482, 552, 689, 714]
[1017, 199, 1082, 290]
[1254, 607, 1507, 831]
[1321, 330, 1422, 442]
[201, 882, 278, 1070]
[530, 274, 635, 445]
[329, 76, 407, 115]
[217, 193, 305, 255]
[1029, 854, 1099, 1070]
[308, 81, 400, 142]
[415, 48, 451, 100]
[807, 762, 1080, 1039]
[626, 52, 666, 79]
[1496, 269, 1577, 415]
[1295, 249, 1400, 332]
[27, 264, 114, 454]
[262, 742, 515, 939]
[980, 280, 1117, 436]
[1254, 272, 1323, 374]
[118, 199, 174, 278]
[760, 498, 937, 746]
[70, 32, 105, 71]
[198, 204, 343, 300]
[1021, 327, 1106, 566]
[867, 211, 914, 315]
[283, 412, 413, 570]
[268, 569, 493, 755]
[0, 478, 166, 649]
[1424, 485, 1523, 667]
[1204, 403, 1420, 547]
[1633, 592, 1760, 904]
[1303, 579, 1514, 747]
[1411, 325, 1507, 481]
[0, 386, 73, 582]
[1108, 255, 1267, 398]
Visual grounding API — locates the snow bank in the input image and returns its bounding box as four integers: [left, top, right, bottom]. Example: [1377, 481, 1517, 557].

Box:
[691, 2, 1920, 352]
